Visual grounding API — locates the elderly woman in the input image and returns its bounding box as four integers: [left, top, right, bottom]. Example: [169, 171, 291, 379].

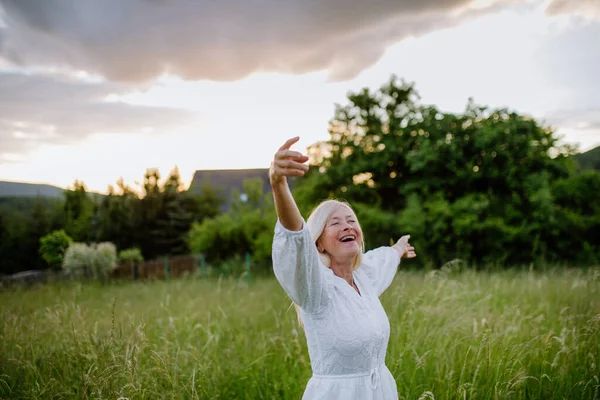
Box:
[270, 137, 416, 400]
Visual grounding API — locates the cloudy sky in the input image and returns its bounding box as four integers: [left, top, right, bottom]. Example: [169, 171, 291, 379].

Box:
[0, 0, 599, 193]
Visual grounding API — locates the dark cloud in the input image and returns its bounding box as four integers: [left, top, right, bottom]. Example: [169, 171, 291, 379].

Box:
[0, 0, 510, 83]
[0, 71, 193, 163]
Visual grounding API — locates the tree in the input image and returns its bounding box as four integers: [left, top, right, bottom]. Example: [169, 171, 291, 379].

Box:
[39, 230, 73, 270]
[118, 248, 144, 264]
[187, 182, 223, 222]
[64, 180, 95, 242]
[295, 75, 582, 267]
[188, 178, 276, 266]
[137, 169, 163, 259]
[154, 167, 193, 256]
[96, 179, 138, 251]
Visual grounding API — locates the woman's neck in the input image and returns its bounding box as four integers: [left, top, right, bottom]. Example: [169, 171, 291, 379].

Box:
[329, 260, 354, 284]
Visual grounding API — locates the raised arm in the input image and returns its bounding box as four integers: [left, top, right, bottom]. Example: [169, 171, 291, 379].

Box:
[269, 136, 308, 231]
[270, 137, 329, 314]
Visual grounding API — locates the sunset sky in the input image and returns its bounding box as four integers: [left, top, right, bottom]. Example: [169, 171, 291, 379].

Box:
[0, 0, 599, 193]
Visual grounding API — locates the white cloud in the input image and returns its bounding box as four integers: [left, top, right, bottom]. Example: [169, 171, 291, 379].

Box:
[0, 71, 194, 162]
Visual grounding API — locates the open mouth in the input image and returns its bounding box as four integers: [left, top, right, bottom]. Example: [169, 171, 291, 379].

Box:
[339, 234, 356, 243]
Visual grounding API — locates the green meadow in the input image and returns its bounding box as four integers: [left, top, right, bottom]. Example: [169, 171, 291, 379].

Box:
[1, 268, 599, 399]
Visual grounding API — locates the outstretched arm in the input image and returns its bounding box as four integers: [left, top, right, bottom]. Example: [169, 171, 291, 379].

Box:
[269, 136, 309, 231]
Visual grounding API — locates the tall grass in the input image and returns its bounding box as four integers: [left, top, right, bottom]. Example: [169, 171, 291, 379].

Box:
[1, 268, 598, 399]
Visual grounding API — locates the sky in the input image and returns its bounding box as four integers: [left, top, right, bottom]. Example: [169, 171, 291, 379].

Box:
[0, 0, 599, 193]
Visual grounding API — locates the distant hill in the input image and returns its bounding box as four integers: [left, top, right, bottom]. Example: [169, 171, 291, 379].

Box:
[574, 145, 600, 171]
[0, 181, 65, 198]
[0, 181, 105, 200]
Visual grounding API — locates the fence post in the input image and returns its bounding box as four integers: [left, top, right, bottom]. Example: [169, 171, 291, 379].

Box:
[164, 257, 170, 282]
[245, 252, 251, 283]
[132, 261, 138, 281]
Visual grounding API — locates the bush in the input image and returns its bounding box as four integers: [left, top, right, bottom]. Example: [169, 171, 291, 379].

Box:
[94, 242, 117, 276]
[62, 242, 117, 278]
[39, 230, 73, 270]
[62, 243, 94, 276]
[118, 248, 144, 264]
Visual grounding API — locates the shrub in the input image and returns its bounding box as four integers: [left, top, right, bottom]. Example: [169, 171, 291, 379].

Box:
[118, 248, 144, 264]
[62, 243, 95, 276]
[62, 242, 117, 278]
[39, 230, 73, 270]
[94, 242, 117, 276]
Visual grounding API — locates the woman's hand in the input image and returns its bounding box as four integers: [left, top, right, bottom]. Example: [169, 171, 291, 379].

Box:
[269, 136, 309, 186]
[392, 235, 417, 259]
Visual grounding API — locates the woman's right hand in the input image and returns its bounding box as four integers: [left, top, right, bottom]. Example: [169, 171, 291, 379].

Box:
[269, 136, 310, 186]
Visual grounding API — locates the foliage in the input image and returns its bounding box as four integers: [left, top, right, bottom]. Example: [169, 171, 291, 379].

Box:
[63, 180, 96, 242]
[0, 167, 225, 275]
[0, 197, 63, 274]
[62, 242, 95, 275]
[118, 248, 144, 264]
[39, 230, 73, 270]
[94, 242, 118, 276]
[188, 178, 276, 266]
[294, 75, 598, 267]
[0, 269, 598, 399]
[1, 75, 600, 273]
[62, 242, 117, 278]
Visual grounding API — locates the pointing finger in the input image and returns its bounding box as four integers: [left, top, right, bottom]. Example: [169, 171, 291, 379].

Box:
[279, 136, 300, 151]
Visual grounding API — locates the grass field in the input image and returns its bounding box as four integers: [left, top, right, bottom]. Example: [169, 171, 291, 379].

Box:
[1, 267, 599, 399]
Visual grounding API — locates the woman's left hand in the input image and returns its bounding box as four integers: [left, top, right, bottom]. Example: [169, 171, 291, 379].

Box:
[392, 235, 417, 259]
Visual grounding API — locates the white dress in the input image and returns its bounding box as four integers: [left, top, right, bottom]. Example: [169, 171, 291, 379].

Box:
[272, 220, 401, 400]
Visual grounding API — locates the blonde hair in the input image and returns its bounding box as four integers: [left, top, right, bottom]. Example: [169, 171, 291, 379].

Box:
[295, 199, 365, 324]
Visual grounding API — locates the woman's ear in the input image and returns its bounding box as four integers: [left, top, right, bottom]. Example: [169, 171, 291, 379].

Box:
[316, 240, 325, 253]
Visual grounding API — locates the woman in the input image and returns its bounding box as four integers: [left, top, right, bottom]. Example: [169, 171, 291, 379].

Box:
[270, 136, 417, 400]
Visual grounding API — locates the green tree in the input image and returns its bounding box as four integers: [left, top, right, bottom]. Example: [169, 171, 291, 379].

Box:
[154, 167, 193, 256]
[118, 248, 144, 264]
[96, 181, 138, 251]
[187, 182, 224, 222]
[137, 169, 163, 259]
[295, 75, 579, 267]
[64, 180, 95, 242]
[39, 230, 73, 270]
[188, 178, 275, 267]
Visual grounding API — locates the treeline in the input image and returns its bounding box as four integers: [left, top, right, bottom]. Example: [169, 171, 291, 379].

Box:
[179, 77, 600, 269]
[0, 168, 223, 275]
[290, 76, 600, 267]
[1, 75, 599, 275]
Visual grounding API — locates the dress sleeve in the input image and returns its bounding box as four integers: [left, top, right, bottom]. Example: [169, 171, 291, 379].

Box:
[271, 219, 330, 314]
[360, 246, 401, 296]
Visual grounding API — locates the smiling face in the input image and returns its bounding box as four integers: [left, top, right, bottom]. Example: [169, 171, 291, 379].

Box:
[316, 205, 363, 266]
